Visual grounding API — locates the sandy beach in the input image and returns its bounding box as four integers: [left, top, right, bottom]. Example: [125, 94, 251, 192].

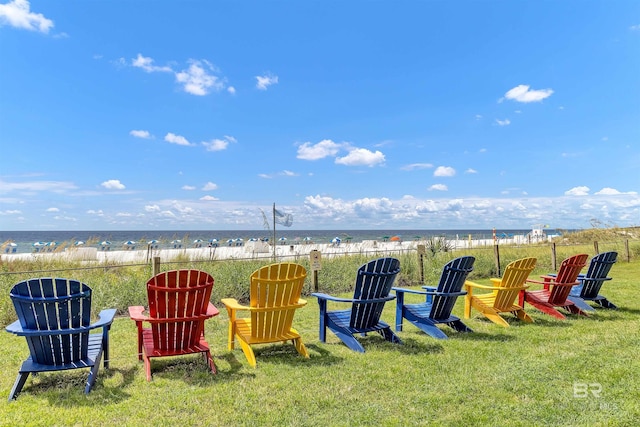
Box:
[0, 234, 546, 264]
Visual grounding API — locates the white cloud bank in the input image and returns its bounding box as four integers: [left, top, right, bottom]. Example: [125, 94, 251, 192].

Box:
[101, 180, 125, 190]
[297, 139, 386, 167]
[501, 84, 554, 103]
[256, 74, 279, 90]
[0, 0, 53, 33]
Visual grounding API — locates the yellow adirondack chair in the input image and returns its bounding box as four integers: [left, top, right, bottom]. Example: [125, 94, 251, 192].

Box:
[221, 262, 309, 367]
[464, 257, 537, 327]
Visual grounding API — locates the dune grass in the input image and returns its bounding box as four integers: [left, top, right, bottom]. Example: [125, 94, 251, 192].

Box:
[0, 248, 638, 426]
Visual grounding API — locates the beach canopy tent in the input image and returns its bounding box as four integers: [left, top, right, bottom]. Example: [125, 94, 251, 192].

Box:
[464, 257, 537, 327]
[393, 256, 475, 339]
[520, 254, 589, 319]
[128, 270, 219, 381]
[221, 263, 309, 367]
[6, 278, 116, 400]
[312, 257, 402, 352]
[568, 251, 619, 310]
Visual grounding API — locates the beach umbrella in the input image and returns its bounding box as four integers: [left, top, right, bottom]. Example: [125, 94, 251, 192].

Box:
[226, 239, 234, 245]
[75, 241, 85, 246]
[147, 240, 158, 245]
[46, 242, 57, 246]
[413, 235, 422, 240]
[381, 236, 390, 242]
[171, 240, 182, 244]
[248, 237, 258, 242]
[33, 242, 46, 247]
[100, 241, 111, 246]
[8, 242, 17, 247]
[303, 236, 312, 243]
[124, 240, 136, 246]
[390, 236, 401, 242]
[209, 238, 219, 243]
[331, 237, 341, 245]
[278, 237, 287, 244]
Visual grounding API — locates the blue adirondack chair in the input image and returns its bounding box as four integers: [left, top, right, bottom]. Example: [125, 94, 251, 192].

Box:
[312, 257, 401, 352]
[393, 256, 475, 339]
[5, 278, 116, 400]
[568, 251, 618, 310]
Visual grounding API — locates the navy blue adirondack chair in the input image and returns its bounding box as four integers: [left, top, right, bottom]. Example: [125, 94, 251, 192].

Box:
[312, 257, 401, 352]
[568, 251, 618, 310]
[5, 278, 116, 400]
[393, 256, 475, 339]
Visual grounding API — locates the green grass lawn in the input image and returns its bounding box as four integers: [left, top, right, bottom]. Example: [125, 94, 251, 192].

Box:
[1, 261, 639, 426]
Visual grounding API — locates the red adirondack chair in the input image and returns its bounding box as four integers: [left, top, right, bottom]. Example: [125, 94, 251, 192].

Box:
[129, 270, 219, 381]
[519, 254, 589, 320]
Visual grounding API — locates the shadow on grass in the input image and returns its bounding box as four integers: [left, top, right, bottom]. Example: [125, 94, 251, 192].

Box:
[243, 342, 344, 368]
[454, 331, 516, 342]
[15, 365, 138, 406]
[612, 307, 640, 315]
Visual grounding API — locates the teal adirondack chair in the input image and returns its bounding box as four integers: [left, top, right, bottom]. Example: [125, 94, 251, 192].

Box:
[393, 256, 475, 339]
[568, 251, 619, 310]
[6, 278, 116, 400]
[312, 257, 401, 352]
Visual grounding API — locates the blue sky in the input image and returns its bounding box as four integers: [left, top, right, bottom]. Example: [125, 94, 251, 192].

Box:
[1, 0, 639, 232]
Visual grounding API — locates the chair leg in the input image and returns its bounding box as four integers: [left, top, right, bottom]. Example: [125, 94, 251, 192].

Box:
[464, 295, 472, 319]
[514, 309, 534, 323]
[449, 319, 473, 333]
[596, 298, 617, 309]
[379, 327, 402, 344]
[204, 350, 217, 374]
[293, 337, 310, 359]
[484, 311, 511, 327]
[86, 357, 102, 394]
[317, 299, 327, 342]
[8, 372, 29, 401]
[238, 339, 257, 368]
[143, 355, 152, 382]
[395, 292, 404, 332]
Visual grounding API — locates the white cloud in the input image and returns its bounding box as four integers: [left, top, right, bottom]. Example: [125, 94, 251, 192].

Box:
[145, 205, 160, 212]
[130, 129, 152, 139]
[256, 74, 279, 90]
[565, 186, 590, 196]
[335, 148, 385, 167]
[258, 173, 272, 179]
[227, 86, 236, 95]
[401, 163, 433, 171]
[202, 135, 235, 152]
[0, 209, 21, 215]
[0, 0, 53, 33]
[46, 207, 59, 212]
[502, 84, 554, 103]
[164, 132, 192, 146]
[595, 187, 637, 196]
[281, 170, 297, 177]
[101, 179, 125, 190]
[495, 118, 511, 126]
[465, 168, 478, 174]
[434, 166, 456, 177]
[202, 182, 218, 191]
[297, 139, 341, 160]
[181, 185, 196, 191]
[428, 184, 448, 191]
[176, 60, 224, 96]
[131, 54, 173, 73]
[200, 195, 219, 201]
[0, 179, 77, 193]
[630, 24, 640, 31]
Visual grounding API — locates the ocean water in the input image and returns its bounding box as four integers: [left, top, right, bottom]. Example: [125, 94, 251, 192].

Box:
[0, 229, 533, 254]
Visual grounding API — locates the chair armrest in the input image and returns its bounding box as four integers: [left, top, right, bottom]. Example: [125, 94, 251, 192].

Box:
[221, 298, 250, 311]
[128, 306, 148, 322]
[392, 287, 428, 296]
[206, 302, 220, 317]
[312, 293, 394, 304]
[465, 280, 500, 291]
[5, 320, 23, 335]
[89, 308, 116, 330]
[312, 293, 356, 303]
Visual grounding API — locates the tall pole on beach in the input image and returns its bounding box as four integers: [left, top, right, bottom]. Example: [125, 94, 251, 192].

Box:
[272, 203, 277, 261]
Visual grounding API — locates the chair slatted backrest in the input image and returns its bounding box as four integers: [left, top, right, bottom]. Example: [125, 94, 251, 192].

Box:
[350, 257, 400, 330]
[430, 256, 475, 320]
[547, 254, 588, 304]
[147, 270, 214, 352]
[493, 257, 537, 310]
[580, 252, 618, 297]
[249, 263, 307, 340]
[10, 278, 92, 365]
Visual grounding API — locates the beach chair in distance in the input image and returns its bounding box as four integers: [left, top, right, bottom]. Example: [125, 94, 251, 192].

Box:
[312, 257, 401, 352]
[568, 251, 619, 310]
[519, 254, 589, 320]
[221, 263, 309, 367]
[464, 257, 537, 327]
[128, 270, 219, 381]
[6, 278, 116, 400]
[393, 256, 475, 339]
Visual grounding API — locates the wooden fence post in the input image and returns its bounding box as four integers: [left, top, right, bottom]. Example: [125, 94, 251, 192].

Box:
[152, 257, 161, 276]
[494, 244, 501, 277]
[417, 245, 426, 284]
[551, 243, 557, 271]
[593, 241, 599, 254]
[625, 239, 630, 262]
